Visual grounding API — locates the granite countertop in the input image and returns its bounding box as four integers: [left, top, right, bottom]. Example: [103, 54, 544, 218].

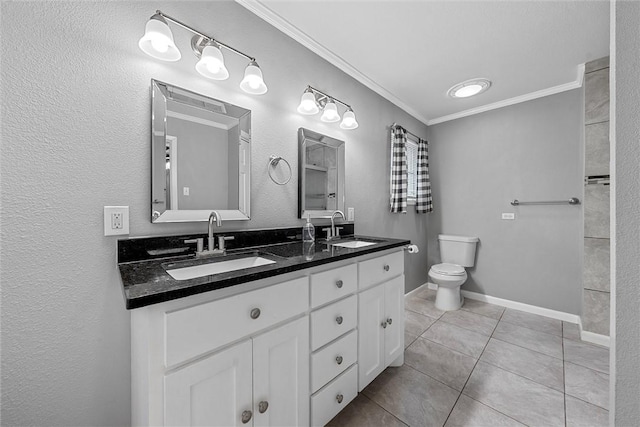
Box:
[119, 235, 410, 309]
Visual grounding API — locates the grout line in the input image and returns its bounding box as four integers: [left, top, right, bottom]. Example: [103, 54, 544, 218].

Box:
[490, 335, 563, 360]
[359, 393, 409, 426]
[437, 315, 496, 337]
[564, 392, 611, 412]
[477, 355, 565, 394]
[498, 317, 564, 339]
[457, 394, 530, 427]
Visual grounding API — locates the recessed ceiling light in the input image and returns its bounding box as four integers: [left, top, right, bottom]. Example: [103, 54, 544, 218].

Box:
[448, 78, 492, 98]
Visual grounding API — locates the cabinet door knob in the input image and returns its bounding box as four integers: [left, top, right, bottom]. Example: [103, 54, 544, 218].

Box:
[250, 308, 261, 319]
[383, 264, 390, 272]
[381, 321, 387, 329]
[387, 318, 393, 325]
[258, 401, 269, 414]
[335, 280, 343, 289]
[336, 394, 344, 404]
[335, 316, 343, 325]
[336, 355, 343, 365]
[241, 410, 253, 424]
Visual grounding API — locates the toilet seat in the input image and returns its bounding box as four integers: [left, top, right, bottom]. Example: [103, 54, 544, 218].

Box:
[430, 263, 465, 276]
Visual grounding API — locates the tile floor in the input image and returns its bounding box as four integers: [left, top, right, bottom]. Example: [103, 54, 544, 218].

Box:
[328, 287, 610, 427]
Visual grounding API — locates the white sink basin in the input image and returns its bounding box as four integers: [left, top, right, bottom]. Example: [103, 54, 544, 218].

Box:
[166, 256, 276, 281]
[331, 240, 377, 249]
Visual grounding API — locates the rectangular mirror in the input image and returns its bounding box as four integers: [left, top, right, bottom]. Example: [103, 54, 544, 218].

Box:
[298, 128, 345, 218]
[151, 80, 251, 222]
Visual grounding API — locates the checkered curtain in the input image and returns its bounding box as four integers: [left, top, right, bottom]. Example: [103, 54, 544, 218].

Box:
[416, 138, 433, 213]
[390, 127, 407, 213]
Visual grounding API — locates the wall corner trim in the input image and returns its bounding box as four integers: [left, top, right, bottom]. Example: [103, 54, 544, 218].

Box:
[235, 0, 430, 125]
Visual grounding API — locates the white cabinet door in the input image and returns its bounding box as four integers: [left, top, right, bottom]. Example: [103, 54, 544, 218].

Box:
[384, 276, 405, 366]
[253, 316, 310, 427]
[164, 340, 253, 427]
[357, 284, 385, 391]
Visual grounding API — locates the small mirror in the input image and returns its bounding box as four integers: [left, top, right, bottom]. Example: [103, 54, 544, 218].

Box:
[151, 80, 251, 222]
[298, 128, 345, 218]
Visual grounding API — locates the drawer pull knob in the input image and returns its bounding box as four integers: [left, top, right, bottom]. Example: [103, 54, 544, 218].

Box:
[381, 321, 387, 329]
[336, 394, 344, 404]
[241, 410, 253, 424]
[336, 280, 343, 289]
[336, 316, 343, 325]
[336, 355, 343, 365]
[387, 318, 393, 325]
[250, 308, 261, 319]
[258, 401, 269, 414]
[383, 264, 390, 272]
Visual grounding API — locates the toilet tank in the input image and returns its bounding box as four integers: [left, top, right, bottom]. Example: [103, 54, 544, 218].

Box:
[438, 234, 479, 267]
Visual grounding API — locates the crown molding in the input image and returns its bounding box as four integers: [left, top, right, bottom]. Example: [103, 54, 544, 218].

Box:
[235, 0, 431, 124]
[427, 64, 586, 125]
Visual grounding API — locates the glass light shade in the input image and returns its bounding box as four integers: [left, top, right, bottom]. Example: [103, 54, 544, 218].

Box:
[454, 84, 483, 98]
[320, 100, 340, 123]
[297, 91, 319, 115]
[447, 78, 491, 98]
[240, 61, 268, 95]
[138, 15, 181, 62]
[340, 109, 359, 129]
[195, 44, 229, 80]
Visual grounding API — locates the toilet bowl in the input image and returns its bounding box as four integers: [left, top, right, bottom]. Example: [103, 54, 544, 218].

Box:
[429, 235, 479, 311]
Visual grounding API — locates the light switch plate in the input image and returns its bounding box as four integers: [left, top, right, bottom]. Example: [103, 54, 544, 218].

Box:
[104, 206, 130, 236]
[501, 212, 515, 220]
[347, 207, 355, 221]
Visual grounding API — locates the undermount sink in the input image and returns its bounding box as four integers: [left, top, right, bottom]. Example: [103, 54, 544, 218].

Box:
[166, 255, 276, 281]
[330, 240, 377, 249]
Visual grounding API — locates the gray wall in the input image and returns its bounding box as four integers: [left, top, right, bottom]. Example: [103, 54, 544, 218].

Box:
[427, 90, 584, 314]
[0, 1, 428, 425]
[613, 0, 640, 423]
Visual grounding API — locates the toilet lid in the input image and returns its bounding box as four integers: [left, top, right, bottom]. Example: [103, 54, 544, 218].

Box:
[431, 263, 465, 276]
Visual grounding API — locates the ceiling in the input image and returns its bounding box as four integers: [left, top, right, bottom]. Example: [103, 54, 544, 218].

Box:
[238, 0, 610, 125]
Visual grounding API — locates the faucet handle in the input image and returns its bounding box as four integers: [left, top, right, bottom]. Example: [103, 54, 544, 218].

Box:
[321, 227, 332, 240]
[335, 227, 344, 238]
[184, 238, 204, 253]
[217, 235, 235, 252]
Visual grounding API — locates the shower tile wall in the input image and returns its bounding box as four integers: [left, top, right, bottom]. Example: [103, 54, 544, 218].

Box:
[582, 57, 610, 337]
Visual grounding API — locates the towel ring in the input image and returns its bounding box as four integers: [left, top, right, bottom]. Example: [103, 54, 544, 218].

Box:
[267, 155, 292, 185]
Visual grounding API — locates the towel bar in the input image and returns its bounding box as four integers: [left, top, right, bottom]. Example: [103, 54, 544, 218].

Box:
[510, 197, 580, 206]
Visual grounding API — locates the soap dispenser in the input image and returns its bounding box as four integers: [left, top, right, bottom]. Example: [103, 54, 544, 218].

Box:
[302, 214, 315, 242]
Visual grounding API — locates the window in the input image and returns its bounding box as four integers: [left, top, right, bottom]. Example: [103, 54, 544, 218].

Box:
[391, 136, 419, 205]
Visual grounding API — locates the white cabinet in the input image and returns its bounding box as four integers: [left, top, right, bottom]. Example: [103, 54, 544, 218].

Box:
[164, 317, 309, 427]
[358, 275, 404, 391]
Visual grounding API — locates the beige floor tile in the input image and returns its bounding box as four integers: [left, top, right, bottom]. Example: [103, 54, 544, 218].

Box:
[563, 338, 610, 374]
[463, 362, 565, 427]
[405, 337, 477, 391]
[326, 394, 407, 427]
[404, 309, 436, 336]
[565, 395, 609, 427]
[493, 321, 563, 359]
[440, 310, 498, 336]
[460, 298, 505, 320]
[363, 365, 459, 427]
[480, 338, 564, 391]
[562, 321, 581, 341]
[405, 295, 445, 319]
[404, 332, 417, 349]
[421, 320, 490, 358]
[500, 308, 562, 336]
[445, 395, 525, 427]
[565, 362, 609, 410]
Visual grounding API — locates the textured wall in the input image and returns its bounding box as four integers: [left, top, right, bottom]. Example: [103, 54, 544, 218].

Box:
[0, 1, 428, 425]
[613, 0, 640, 422]
[427, 90, 584, 314]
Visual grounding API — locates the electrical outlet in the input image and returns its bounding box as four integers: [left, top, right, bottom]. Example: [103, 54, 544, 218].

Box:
[104, 206, 130, 236]
[183, 187, 190, 196]
[347, 207, 355, 221]
[502, 212, 516, 220]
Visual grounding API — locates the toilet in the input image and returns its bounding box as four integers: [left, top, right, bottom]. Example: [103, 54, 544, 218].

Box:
[428, 234, 479, 311]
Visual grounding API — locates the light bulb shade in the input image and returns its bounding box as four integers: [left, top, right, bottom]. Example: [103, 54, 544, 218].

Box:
[240, 61, 268, 95]
[340, 109, 359, 129]
[320, 100, 340, 122]
[138, 15, 181, 61]
[195, 43, 229, 80]
[297, 90, 319, 115]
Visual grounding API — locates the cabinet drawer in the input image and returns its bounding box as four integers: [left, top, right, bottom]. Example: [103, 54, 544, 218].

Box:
[310, 295, 357, 351]
[311, 364, 358, 427]
[358, 251, 404, 290]
[310, 264, 357, 308]
[311, 330, 357, 393]
[165, 277, 309, 367]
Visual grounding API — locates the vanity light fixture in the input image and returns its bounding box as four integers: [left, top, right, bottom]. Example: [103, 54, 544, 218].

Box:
[447, 78, 492, 98]
[297, 86, 359, 130]
[139, 10, 267, 95]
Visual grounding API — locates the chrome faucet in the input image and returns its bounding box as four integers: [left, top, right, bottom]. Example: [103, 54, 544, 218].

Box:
[329, 210, 346, 241]
[207, 211, 222, 252]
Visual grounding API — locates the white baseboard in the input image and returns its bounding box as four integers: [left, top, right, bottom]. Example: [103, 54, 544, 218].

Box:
[422, 283, 610, 348]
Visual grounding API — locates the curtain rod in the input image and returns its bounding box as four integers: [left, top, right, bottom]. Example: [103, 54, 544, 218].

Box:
[391, 122, 424, 142]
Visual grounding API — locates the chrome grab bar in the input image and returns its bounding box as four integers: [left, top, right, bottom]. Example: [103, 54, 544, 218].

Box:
[510, 197, 580, 206]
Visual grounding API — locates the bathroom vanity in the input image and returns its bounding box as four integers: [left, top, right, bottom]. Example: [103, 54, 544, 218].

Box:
[119, 230, 408, 426]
